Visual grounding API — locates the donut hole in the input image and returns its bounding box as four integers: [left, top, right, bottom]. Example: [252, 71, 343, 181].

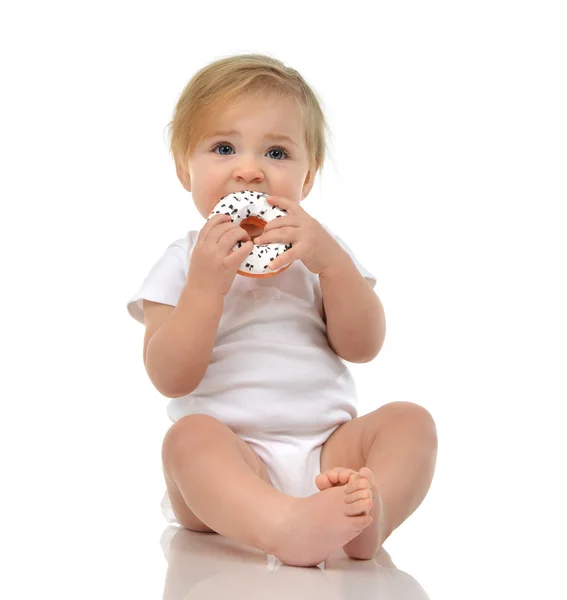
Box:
[240, 216, 267, 242]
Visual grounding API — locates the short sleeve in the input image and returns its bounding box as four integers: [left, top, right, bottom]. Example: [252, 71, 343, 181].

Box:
[322, 224, 377, 289]
[126, 232, 196, 325]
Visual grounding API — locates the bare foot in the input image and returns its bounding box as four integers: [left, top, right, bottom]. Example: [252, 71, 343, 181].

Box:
[271, 483, 374, 567]
[316, 466, 383, 560]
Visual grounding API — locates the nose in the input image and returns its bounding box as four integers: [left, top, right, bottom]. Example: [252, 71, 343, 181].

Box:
[232, 157, 264, 184]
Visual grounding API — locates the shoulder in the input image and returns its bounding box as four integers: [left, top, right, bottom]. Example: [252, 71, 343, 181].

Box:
[319, 221, 349, 250]
[126, 230, 199, 324]
[159, 230, 199, 271]
[169, 230, 198, 258]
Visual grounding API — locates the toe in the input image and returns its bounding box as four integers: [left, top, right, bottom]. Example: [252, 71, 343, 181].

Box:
[345, 488, 373, 504]
[359, 466, 376, 488]
[345, 497, 373, 517]
[315, 472, 333, 490]
[327, 468, 345, 484]
[316, 467, 355, 490]
[345, 473, 359, 493]
[346, 473, 370, 493]
[337, 468, 357, 485]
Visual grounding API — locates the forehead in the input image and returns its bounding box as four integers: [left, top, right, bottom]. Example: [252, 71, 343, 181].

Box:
[202, 93, 304, 143]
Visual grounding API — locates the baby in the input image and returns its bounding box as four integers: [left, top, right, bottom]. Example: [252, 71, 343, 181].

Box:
[127, 54, 438, 567]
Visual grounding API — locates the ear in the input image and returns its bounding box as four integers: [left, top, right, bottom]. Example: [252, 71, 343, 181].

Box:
[301, 169, 315, 200]
[176, 161, 191, 192]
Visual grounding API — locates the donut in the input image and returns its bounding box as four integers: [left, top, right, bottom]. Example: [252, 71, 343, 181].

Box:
[207, 190, 293, 278]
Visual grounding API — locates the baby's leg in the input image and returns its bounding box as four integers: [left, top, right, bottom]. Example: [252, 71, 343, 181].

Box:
[162, 414, 291, 554]
[162, 414, 374, 566]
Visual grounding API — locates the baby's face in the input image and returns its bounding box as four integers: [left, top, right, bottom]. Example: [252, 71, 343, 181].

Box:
[180, 93, 314, 219]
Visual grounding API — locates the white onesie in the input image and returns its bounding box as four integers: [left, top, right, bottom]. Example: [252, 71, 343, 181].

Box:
[127, 222, 377, 520]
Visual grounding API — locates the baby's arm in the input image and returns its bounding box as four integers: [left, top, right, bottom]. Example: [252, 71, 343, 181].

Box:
[143, 284, 223, 398]
[320, 256, 385, 363]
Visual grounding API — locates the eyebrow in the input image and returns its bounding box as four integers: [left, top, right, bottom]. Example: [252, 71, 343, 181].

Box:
[207, 129, 299, 148]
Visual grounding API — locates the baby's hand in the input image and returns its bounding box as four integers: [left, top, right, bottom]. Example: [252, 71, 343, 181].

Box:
[187, 214, 253, 297]
[255, 195, 347, 275]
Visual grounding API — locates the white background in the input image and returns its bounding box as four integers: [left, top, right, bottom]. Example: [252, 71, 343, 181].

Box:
[1, 1, 565, 598]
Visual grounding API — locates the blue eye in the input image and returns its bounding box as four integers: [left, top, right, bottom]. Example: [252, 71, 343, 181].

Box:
[268, 147, 288, 160]
[213, 143, 233, 156]
[212, 143, 289, 160]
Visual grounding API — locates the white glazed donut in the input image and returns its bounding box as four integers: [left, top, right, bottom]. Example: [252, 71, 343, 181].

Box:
[207, 190, 293, 278]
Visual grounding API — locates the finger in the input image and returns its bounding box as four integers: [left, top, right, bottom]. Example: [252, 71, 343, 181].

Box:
[255, 225, 298, 246]
[206, 220, 245, 246]
[202, 213, 232, 242]
[218, 225, 251, 252]
[225, 240, 254, 269]
[268, 247, 295, 271]
[266, 195, 296, 214]
[261, 215, 297, 235]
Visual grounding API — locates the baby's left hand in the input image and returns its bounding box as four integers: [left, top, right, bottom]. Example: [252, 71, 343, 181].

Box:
[254, 195, 347, 275]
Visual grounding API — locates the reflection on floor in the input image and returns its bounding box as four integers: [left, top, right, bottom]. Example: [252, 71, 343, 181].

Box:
[160, 525, 431, 599]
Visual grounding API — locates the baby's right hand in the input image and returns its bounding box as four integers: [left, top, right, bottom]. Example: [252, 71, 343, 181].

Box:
[187, 214, 254, 297]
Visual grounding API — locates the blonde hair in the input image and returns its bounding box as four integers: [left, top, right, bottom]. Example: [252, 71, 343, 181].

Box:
[167, 53, 332, 182]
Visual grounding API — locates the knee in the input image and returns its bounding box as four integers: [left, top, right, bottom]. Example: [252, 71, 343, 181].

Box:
[381, 402, 437, 444]
[162, 414, 226, 458]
